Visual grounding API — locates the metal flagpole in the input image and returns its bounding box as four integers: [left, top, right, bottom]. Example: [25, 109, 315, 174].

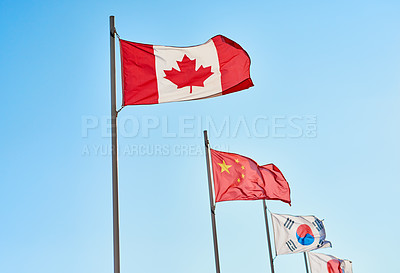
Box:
[203, 130, 221, 273]
[109, 15, 121, 273]
[303, 252, 310, 273]
[262, 200, 275, 273]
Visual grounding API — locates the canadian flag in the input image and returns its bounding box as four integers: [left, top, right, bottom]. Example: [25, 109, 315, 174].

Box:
[308, 252, 353, 273]
[119, 35, 253, 105]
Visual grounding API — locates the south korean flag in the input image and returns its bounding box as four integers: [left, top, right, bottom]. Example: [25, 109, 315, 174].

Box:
[308, 252, 353, 273]
[271, 213, 332, 255]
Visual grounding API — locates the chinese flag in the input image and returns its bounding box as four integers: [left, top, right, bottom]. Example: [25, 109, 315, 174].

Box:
[210, 149, 291, 205]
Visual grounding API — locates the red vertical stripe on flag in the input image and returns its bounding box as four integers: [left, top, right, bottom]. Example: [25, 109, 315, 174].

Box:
[212, 35, 253, 95]
[119, 39, 158, 105]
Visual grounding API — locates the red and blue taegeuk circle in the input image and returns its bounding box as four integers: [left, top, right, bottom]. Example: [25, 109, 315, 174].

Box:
[327, 259, 343, 273]
[295, 224, 315, 245]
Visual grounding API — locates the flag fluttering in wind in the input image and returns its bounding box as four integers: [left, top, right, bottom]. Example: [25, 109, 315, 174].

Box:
[210, 149, 291, 204]
[308, 252, 353, 273]
[271, 213, 332, 255]
[119, 35, 253, 105]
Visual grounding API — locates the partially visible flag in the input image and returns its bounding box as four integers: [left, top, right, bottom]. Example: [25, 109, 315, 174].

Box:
[308, 252, 353, 273]
[210, 149, 291, 204]
[119, 35, 253, 105]
[271, 213, 332, 255]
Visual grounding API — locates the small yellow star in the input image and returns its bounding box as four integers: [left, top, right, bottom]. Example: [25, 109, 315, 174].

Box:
[241, 174, 245, 178]
[241, 165, 245, 170]
[237, 178, 241, 182]
[235, 159, 240, 163]
[218, 160, 232, 174]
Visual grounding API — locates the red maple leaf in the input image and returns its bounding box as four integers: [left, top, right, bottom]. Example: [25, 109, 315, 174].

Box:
[164, 54, 214, 94]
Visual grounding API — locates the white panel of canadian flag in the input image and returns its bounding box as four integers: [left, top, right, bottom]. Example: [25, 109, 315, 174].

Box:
[154, 40, 222, 103]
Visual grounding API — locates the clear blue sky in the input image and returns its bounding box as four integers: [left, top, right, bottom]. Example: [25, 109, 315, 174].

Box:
[1, 1, 399, 273]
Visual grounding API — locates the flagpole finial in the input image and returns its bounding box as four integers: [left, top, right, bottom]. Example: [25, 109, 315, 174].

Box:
[110, 16, 116, 37]
[203, 130, 209, 146]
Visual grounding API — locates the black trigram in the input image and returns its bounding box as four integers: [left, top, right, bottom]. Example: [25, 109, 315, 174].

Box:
[317, 239, 326, 248]
[284, 218, 294, 229]
[286, 239, 297, 252]
[312, 219, 324, 232]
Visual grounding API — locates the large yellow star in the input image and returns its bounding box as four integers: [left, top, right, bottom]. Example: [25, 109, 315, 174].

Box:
[218, 160, 232, 174]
